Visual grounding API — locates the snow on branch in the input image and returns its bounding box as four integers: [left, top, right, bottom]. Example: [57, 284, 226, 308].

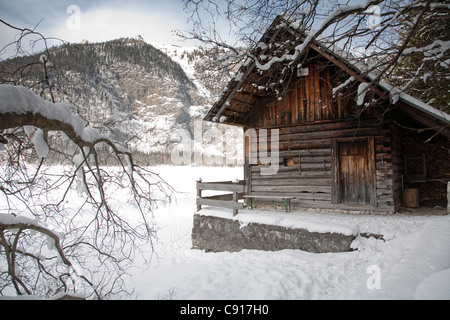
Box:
[357, 82, 371, 106]
[332, 76, 355, 97]
[0, 214, 70, 265]
[0, 213, 95, 298]
[0, 84, 137, 204]
[250, 0, 384, 72]
[401, 40, 450, 64]
[0, 84, 130, 157]
[0, 84, 135, 183]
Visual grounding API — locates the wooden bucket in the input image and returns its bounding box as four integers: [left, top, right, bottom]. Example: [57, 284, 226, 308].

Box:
[403, 188, 419, 208]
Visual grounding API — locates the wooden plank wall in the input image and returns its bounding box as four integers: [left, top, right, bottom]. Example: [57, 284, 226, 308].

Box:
[245, 119, 396, 212]
[253, 64, 352, 127]
[388, 123, 404, 210]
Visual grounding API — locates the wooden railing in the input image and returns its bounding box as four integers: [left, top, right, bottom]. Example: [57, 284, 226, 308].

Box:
[196, 179, 245, 216]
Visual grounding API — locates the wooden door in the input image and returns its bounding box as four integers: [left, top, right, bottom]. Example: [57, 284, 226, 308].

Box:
[338, 139, 376, 205]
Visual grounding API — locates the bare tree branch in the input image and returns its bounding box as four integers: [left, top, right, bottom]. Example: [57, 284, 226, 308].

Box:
[0, 20, 174, 299]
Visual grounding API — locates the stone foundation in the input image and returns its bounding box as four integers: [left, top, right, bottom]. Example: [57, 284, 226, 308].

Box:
[192, 214, 356, 253]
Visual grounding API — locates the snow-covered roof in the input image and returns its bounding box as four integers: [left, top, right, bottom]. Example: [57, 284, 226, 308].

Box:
[378, 80, 450, 126]
[205, 15, 450, 132]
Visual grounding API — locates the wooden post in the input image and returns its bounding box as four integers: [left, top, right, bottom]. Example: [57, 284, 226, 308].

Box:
[196, 178, 202, 212]
[233, 179, 238, 216]
[447, 181, 450, 214]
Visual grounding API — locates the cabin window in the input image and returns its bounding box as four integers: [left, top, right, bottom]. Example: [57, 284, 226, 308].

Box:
[297, 67, 309, 77]
[404, 154, 427, 181]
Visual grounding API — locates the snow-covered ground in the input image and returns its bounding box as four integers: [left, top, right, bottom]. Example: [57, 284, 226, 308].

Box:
[1, 164, 449, 300]
[127, 166, 450, 300]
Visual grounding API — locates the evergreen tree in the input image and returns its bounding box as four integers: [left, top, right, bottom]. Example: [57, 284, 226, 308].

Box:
[390, 2, 449, 112]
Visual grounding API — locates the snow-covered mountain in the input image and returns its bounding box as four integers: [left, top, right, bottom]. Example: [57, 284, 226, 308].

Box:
[151, 43, 212, 99]
[1, 37, 239, 164]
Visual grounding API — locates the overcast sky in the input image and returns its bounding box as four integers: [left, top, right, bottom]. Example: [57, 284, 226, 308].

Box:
[0, 0, 201, 57]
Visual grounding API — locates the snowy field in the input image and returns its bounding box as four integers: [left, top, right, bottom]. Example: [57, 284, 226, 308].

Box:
[127, 166, 450, 300]
[1, 165, 449, 300]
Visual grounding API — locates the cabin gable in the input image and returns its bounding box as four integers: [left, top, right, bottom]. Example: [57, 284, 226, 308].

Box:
[249, 61, 385, 128]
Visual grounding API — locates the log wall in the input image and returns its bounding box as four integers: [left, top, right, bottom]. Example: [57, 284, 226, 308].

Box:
[245, 118, 397, 213]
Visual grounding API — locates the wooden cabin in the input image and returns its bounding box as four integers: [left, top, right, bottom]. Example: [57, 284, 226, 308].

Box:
[203, 16, 450, 214]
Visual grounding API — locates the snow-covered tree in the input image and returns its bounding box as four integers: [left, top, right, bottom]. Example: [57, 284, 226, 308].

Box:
[390, 1, 450, 112]
[0, 21, 173, 299]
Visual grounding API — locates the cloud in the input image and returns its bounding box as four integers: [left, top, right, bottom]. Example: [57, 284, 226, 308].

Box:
[0, 1, 196, 58]
[54, 5, 188, 45]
